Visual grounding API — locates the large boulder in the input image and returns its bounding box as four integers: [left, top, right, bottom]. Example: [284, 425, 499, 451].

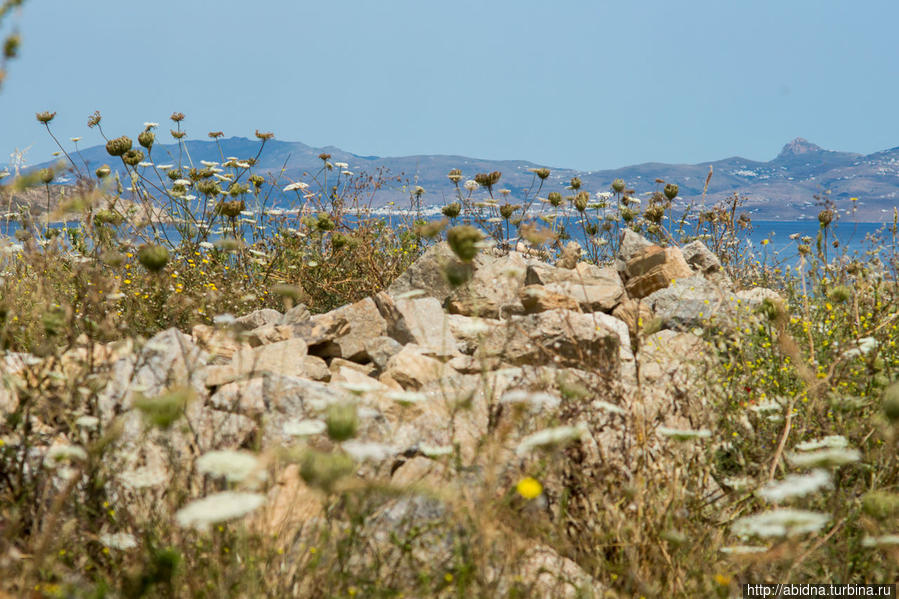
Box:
[477, 309, 620, 374]
[205, 337, 308, 386]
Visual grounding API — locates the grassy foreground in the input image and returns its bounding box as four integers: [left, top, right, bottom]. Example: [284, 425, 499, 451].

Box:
[0, 113, 898, 597]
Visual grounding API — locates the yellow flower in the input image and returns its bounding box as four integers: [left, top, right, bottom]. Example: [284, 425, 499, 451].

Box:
[516, 476, 543, 499]
[714, 573, 731, 586]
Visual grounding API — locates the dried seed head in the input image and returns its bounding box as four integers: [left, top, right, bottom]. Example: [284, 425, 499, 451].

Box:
[442, 202, 461, 219]
[208, 131, 224, 139]
[254, 129, 274, 140]
[611, 178, 626, 193]
[170, 112, 185, 122]
[39, 168, 54, 184]
[548, 191, 563, 207]
[36, 111, 57, 124]
[530, 167, 550, 180]
[122, 149, 145, 166]
[137, 130, 155, 149]
[105, 136, 132, 157]
[138, 244, 169, 272]
[95, 165, 111, 179]
[569, 177, 582, 190]
[447, 225, 484, 262]
[664, 183, 679, 200]
[818, 209, 834, 227]
[447, 168, 463, 183]
[170, 129, 186, 140]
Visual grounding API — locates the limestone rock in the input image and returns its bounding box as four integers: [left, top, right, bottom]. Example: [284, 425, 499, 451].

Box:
[382, 345, 446, 390]
[376, 293, 458, 355]
[477, 309, 620, 374]
[519, 284, 581, 314]
[302, 355, 330, 381]
[364, 336, 405, 370]
[244, 324, 293, 347]
[386, 242, 458, 302]
[624, 246, 693, 299]
[309, 297, 387, 361]
[279, 303, 312, 326]
[235, 308, 282, 331]
[445, 251, 527, 317]
[231, 337, 308, 379]
[446, 314, 498, 355]
[554, 240, 582, 269]
[612, 297, 654, 336]
[682, 240, 732, 286]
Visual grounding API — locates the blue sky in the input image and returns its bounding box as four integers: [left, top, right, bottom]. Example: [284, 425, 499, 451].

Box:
[1, 0, 897, 171]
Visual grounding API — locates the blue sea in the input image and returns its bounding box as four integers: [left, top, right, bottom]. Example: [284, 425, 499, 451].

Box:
[1, 215, 894, 267]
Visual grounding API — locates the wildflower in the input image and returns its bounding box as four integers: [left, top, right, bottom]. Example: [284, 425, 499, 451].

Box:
[611, 179, 626, 193]
[70, 136, 81, 143]
[794, 435, 848, 451]
[283, 419, 327, 437]
[99, 532, 138, 550]
[44, 444, 88, 466]
[756, 470, 832, 503]
[387, 390, 428, 406]
[199, 241, 214, 250]
[499, 390, 561, 413]
[592, 400, 627, 415]
[200, 160, 219, 167]
[419, 443, 453, 457]
[137, 244, 169, 272]
[339, 382, 380, 395]
[36, 111, 56, 124]
[341, 440, 396, 462]
[516, 477, 543, 499]
[447, 225, 484, 262]
[334, 162, 349, 169]
[143, 122, 159, 129]
[196, 449, 261, 483]
[464, 179, 479, 192]
[105, 136, 132, 157]
[516, 422, 588, 455]
[732, 509, 829, 538]
[787, 447, 861, 469]
[75, 415, 99, 429]
[862, 535, 899, 547]
[283, 182, 309, 192]
[175, 491, 266, 530]
[174, 178, 192, 187]
[657, 426, 712, 441]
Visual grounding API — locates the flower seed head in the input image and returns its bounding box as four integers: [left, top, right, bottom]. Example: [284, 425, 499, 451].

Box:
[612, 178, 626, 193]
[95, 164, 111, 179]
[137, 244, 169, 272]
[138, 130, 155, 149]
[170, 112, 185, 122]
[569, 176, 581, 190]
[122, 149, 145, 166]
[36, 111, 56, 124]
[447, 168, 463, 183]
[664, 183, 679, 200]
[105, 136, 132, 157]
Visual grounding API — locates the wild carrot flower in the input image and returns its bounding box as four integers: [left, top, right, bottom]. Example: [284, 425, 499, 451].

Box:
[175, 491, 266, 530]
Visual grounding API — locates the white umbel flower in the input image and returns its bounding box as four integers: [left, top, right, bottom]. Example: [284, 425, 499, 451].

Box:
[196, 449, 261, 483]
[516, 422, 588, 455]
[99, 532, 138, 550]
[341, 440, 396, 462]
[787, 447, 861, 469]
[464, 180, 479, 192]
[657, 426, 712, 441]
[283, 182, 309, 192]
[794, 435, 848, 451]
[756, 470, 832, 503]
[175, 491, 265, 530]
[732, 509, 829, 538]
[44, 444, 88, 466]
[283, 419, 326, 437]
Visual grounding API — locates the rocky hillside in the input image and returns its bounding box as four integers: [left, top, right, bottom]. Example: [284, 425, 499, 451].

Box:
[19, 136, 899, 221]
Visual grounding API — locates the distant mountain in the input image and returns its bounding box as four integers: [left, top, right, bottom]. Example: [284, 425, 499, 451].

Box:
[22, 136, 899, 221]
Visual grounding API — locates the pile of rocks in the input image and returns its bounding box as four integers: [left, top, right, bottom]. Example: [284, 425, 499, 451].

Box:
[3, 229, 783, 597]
